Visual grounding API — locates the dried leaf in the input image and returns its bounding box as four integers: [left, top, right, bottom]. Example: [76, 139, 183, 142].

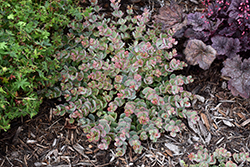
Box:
[154, 2, 186, 31]
[184, 39, 216, 70]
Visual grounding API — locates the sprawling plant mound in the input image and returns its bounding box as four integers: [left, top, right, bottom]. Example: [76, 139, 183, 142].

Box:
[47, 0, 198, 156]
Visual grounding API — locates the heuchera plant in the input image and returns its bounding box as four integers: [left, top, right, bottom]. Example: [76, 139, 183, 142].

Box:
[47, 0, 198, 156]
[180, 144, 250, 167]
[183, 0, 250, 57]
[168, 0, 250, 98]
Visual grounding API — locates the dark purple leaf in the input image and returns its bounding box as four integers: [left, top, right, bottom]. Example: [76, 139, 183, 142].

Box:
[211, 36, 228, 55]
[206, 0, 230, 19]
[240, 36, 250, 52]
[218, 24, 237, 37]
[221, 55, 250, 98]
[184, 28, 210, 42]
[225, 38, 241, 58]
[221, 55, 242, 78]
[187, 12, 210, 31]
[227, 0, 246, 19]
[183, 39, 216, 70]
[211, 36, 241, 58]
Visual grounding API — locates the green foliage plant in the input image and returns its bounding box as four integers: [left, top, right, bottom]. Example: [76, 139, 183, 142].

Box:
[47, 0, 198, 156]
[180, 144, 250, 167]
[0, 0, 86, 131]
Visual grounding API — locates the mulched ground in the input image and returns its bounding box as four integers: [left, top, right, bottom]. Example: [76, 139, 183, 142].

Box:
[1, 0, 250, 166]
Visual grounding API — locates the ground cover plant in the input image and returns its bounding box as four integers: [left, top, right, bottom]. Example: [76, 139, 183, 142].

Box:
[0, 0, 84, 131]
[160, 0, 250, 99]
[180, 144, 250, 167]
[46, 0, 199, 156]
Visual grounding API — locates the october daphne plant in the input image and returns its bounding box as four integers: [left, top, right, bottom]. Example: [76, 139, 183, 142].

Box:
[46, 0, 197, 156]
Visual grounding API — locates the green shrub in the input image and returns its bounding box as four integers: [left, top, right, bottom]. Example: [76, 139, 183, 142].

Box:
[0, 0, 88, 131]
[47, 0, 198, 156]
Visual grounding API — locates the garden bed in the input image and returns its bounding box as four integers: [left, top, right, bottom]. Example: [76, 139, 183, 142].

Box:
[1, 0, 250, 166]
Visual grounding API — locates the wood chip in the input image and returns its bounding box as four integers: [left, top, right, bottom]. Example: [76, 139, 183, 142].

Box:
[164, 143, 180, 154]
[241, 118, 250, 127]
[205, 133, 211, 145]
[216, 137, 224, 145]
[26, 139, 37, 144]
[222, 120, 234, 127]
[218, 108, 227, 117]
[198, 119, 207, 137]
[200, 113, 210, 131]
[234, 122, 241, 127]
[237, 112, 246, 120]
[73, 143, 89, 159]
[195, 94, 205, 103]
[165, 148, 173, 157]
[213, 123, 218, 129]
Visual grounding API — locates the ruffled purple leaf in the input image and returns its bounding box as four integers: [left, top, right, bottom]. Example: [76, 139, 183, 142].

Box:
[187, 12, 210, 31]
[211, 36, 228, 55]
[218, 24, 238, 37]
[211, 36, 241, 58]
[240, 36, 250, 52]
[225, 38, 241, 58]
[184, 28, 210, 42]
[221, 55, 250, 98]
[184, 39, 216, 70]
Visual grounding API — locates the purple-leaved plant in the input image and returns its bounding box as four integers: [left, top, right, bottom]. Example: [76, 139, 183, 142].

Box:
[162, 0, 250, 98]
[171, 0, 250, 59]
[46, 0, 198, 156]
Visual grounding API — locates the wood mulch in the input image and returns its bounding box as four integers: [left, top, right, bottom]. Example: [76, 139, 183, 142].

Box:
[1, 0, 250, 166]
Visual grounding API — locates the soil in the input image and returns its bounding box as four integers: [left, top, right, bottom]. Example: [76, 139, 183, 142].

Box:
[1, 0, 250, 167]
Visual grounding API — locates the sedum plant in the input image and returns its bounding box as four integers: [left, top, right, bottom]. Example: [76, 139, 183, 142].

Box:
[180, 144, 250, 167]
[47, 0, 197, 156]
